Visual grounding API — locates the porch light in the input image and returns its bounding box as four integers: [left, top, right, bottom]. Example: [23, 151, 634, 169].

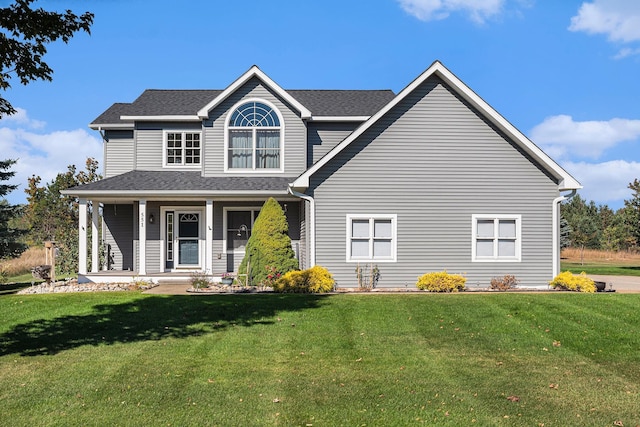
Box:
[237, 224, 248, 237]
[149, 213, 155, 224]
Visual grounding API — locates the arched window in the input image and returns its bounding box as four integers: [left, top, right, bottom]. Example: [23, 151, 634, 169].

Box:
[228, 101, 281, 170]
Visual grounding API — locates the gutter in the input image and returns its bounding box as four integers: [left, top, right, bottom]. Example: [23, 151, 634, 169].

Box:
[287, 187, 315, 267]
[552, 189, 577, 277]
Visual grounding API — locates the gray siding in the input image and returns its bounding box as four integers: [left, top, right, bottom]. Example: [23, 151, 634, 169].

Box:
[307, 122, 361, 166]
[103, 203, 134, 271]
[310, 77, 559, 288]
[203, 77, 307, 177]
[104, 130, 134, 177]
[135, 122, 203, 171]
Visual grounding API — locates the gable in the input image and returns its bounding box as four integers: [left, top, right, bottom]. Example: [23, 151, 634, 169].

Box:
[292, 61, 581, 192]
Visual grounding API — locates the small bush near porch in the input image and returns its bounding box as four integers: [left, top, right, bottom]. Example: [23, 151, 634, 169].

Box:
[1, 293, 638, 426]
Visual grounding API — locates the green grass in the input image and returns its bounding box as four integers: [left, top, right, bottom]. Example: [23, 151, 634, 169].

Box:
[561, 261, 640, 276]
[1, 292, 639, 426]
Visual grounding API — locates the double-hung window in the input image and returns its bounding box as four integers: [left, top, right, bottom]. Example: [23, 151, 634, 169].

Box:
[227, 101, 282, 171]
[346, 215, 397, 262]
[165, 131, 201, 166]
[472, 215, 521, 262]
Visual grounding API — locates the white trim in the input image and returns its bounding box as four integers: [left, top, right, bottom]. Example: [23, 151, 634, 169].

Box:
[91, 201, 99, 273]
[308, 116, 370, 122]
[197, 65, 311, 119]
[471, 214, 522, 262]
[138, 199, 147, 275]
[292, 61, 581, 191]
[222, 207, 261, 255]
[223, 98, 285, 173]
[120, 115, 200, 121]
[205, 200, 213, 273]
[90, 123, 134, 130]
[345, 214, 397, 263]
[78, 198, 88, 275]
[159, 206, 206, 271]
[162, 130, 202, 169]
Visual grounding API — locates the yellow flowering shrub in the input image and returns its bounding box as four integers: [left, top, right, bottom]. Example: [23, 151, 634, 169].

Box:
[416, 271, 466, 292]
[274, 265, 335, 293]
[549, 271, 596, 293]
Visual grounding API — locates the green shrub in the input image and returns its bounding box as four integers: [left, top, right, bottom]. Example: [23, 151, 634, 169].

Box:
[490, 274, 519, 291]
[274, 265, 335, 293]
[549, 271, 596, 293]
[416, 271, 466, 292]
[238, 198, 298, 285]
[189, 271, 211, 290]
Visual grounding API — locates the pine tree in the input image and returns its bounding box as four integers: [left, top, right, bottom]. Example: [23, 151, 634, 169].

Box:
[238, 198, 298, 285]
[0, 159, 26, 258]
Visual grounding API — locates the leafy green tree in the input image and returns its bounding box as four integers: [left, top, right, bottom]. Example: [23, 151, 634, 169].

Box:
[25, 158, 101, 273]
[0, 0, 93, 118]
[0, 159, 26, 258]
[559, 215, 571, 249]
[623, 178, 640, 249]
[238, 198, 298, 285]
[561, 194, 600, 263]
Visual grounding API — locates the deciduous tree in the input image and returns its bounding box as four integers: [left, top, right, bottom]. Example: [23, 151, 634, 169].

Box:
[0, 0, 93, 117]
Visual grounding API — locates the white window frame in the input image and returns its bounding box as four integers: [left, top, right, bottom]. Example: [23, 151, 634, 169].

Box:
[472, 214, 522, 262]
[346, 214, 397, 263]
[224, 98, 285, 173]
[163, 130, 202, 168]
[222, 207, 261, 254]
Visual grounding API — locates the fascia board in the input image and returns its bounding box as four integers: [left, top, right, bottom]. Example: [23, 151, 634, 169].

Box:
[307, 116, 370, 122]
[196, 65, 312, 119]
[293, 60, 581, 191]
[119, 115, 201, 121]
[89, 123, 134, 130]
[62, 189, 291, 198]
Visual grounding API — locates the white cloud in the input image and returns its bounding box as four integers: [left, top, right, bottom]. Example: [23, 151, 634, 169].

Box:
[0, 111, 102, 205]
[562, 160, 640, 208]
[569, 1, 640, 57]
[397, 0, 506, 24]
[529, 115, 640, 160]
[0, 107, 46, 129]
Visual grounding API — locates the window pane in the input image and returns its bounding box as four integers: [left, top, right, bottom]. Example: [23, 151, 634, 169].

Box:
[477, 220, 494, 238]
[476, 239, 494, 257]
[373, 239, 391, 258]
[498, 220, 516, 238]
[498, 239, 516, 257]
[352, 220, 370, 238]
[351, 239, 369, 258]
[374, 219, 392, 238]
[257, 130, 280, 148]
[179, 240, 198, 265]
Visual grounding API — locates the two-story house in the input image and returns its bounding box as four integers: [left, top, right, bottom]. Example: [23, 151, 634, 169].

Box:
[68, 61, 581, 288]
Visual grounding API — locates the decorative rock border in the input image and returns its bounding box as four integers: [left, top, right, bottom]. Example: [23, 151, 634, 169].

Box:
[17, 279, 158, 295]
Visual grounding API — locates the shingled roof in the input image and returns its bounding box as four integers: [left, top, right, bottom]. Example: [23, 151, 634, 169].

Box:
[68, 170, 294, 195]
[91, 88, 395, 126]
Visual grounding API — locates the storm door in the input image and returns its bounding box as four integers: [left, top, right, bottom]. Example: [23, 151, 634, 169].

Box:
[165, 211, 201, 269]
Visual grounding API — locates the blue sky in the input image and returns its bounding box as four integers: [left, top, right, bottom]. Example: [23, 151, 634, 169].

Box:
[1, 0, 639, 209]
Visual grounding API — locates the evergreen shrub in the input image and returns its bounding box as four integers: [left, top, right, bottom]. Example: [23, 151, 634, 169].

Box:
[416, 271, 466, 292]
[238, 198, 299, 285]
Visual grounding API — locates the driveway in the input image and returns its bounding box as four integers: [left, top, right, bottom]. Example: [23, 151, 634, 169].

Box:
[588, 275, 640, 293]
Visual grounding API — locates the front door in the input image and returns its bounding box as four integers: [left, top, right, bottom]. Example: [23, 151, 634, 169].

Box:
[165, 211, 201, 270]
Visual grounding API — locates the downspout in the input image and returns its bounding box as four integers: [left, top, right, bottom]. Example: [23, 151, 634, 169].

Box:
[287, 187, 315, 267]
[552, 189, 577, 277]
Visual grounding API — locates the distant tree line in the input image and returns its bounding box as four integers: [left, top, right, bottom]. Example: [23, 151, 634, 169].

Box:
[561, 179, 640, 254]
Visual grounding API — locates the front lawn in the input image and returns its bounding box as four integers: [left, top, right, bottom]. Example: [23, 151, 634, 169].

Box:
[1, 292, 638, 426]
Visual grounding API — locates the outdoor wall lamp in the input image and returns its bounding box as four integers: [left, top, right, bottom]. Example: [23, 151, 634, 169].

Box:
[236, 224, 248, 237]
[149, 213, 155, 224]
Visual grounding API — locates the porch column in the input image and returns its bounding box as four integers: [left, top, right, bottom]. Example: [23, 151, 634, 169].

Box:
[78, 198, 88, 275]
[138, 199, 147, 275]
[205, 199, 213, 273]
[91, 200, 99, 273]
